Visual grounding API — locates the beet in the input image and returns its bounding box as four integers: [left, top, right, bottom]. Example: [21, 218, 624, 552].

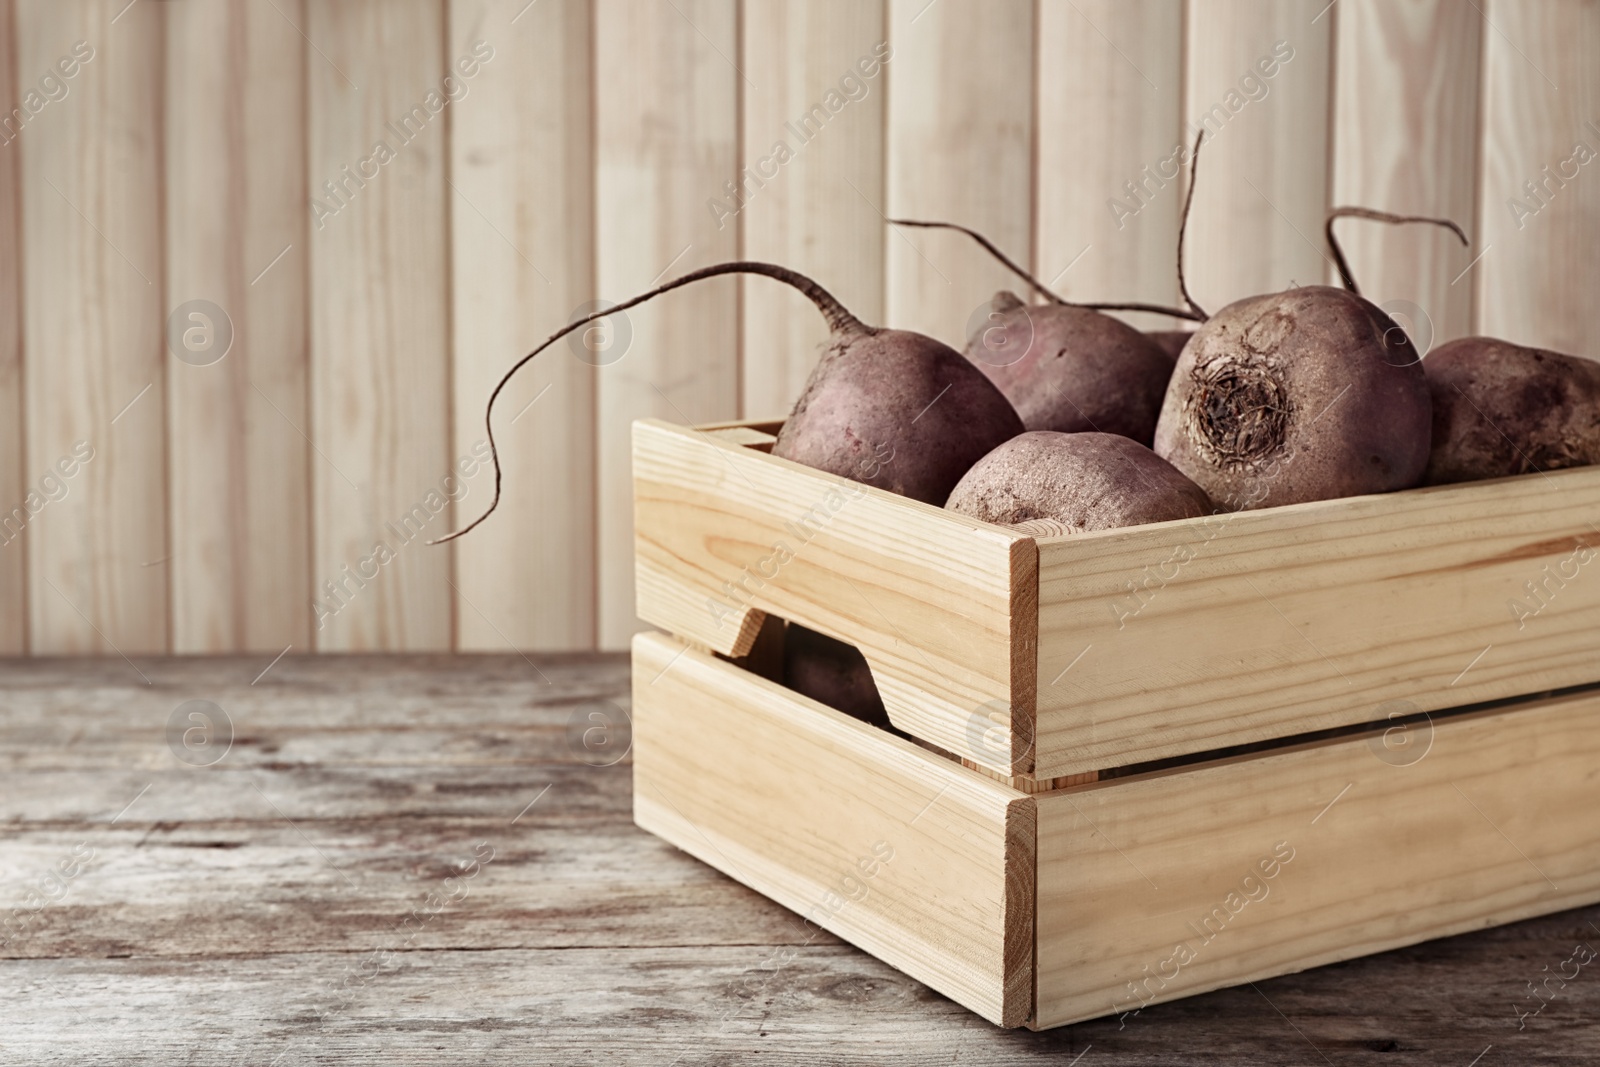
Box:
[947, 431, 1212, 533]
[1145, 330, 1194, 365]
[962, 292, 1177, 444]
[782, 623, 893, 730]
[434, 261, 1024, 543]
[1153, 286, 1433, 509]
[772, 322, 1023, 506]
[889, 220, 1199, 447]
[1424, 336, 1600, 483]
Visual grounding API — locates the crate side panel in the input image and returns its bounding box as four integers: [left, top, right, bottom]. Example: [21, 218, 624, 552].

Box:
[1033, 466, 1600, 777]
[631, 631, 1033, 1027]
[633, 419, 1037, 773]
[1033, 688, 1600, 1029]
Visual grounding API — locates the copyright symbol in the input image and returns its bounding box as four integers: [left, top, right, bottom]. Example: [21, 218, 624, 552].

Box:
[1366, 699, 1432, 767]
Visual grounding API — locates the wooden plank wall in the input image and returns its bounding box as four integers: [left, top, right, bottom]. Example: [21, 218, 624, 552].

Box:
[0, 0, 1592, 655]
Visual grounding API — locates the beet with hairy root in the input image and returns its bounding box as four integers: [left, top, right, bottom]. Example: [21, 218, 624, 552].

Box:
[946, 430, 1212, 533]
[782, 623, 894, 731]
[434, 261, 1024, 544]
[1153, 285, 1433, 510]
[890, 218, 1203, 447]
[890, 136, 1210, 448]
[1424, 336, 1600, 484]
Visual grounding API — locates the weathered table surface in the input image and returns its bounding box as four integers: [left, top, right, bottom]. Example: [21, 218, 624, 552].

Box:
[1, 653, 1596, 1065]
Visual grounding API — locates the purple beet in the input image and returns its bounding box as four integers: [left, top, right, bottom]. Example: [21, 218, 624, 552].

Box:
[1153, 285, 1433, 510]
[1424, 336, 1600, 483]
[965, 291, 1178, 444]
[782, 623, 894, 731]
[1145, 330, 1194, 365]
[435, 260, 1024, 543]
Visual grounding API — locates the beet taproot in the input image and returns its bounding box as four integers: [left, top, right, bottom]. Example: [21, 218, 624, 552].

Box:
[889, 220, 1199, 446]
[889, 135, 1211, 447]
[1149, 205, 1471, 510]
[1317, 207, 1596, 486]
[1424, 336, 1600, 483]
[947, 430, 1212, 533]
[434, 261, 1023, 543]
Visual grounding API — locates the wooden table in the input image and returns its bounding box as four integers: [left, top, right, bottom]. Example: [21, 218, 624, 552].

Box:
[2, 654, 1596, 1065]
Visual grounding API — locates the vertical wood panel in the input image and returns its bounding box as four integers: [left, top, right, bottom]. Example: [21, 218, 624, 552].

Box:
[1036, 0, 1184, 331]
[165, 0, 310, 653]
[739, 0, 887, 417]
[885, 0, 1034, 346]
[1183, 0, 1331, 312]
[594, 0, 738, 649]
[1331, 0, 1480, 350]
[1476, 0, 1600, 357]
[449, 0, 596, 651]
[0, 0, 23, 654]
[7, 4, 1600, 657]
[19, 0, 167, 655]
[308, 0, 452, 651]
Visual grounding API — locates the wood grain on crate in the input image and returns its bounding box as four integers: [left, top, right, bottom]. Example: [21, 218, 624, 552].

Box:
[1032, 465, 1600, 777]
[308, 0, 452, 651]
[1033, 686, 1600, 1029]
[1036, 0, 1184, 331]
[740, 0, 887, 418]
[166, 0, 311, 654]
[1331, 0, 1480, 345]
[20, 0, 167, 654]
[632, 418, 1038, 772]
[631, 631, 1035, 1028]
[449, 0, 596, 652]
[594, 0, 739, 650]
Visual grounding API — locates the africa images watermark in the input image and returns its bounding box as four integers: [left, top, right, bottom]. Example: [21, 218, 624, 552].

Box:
[1108, 439, 1302, 631]
[0, 842, 95, 952]
[1, 40, 95, 147]
[1107, 39, 1295, 231]
[310, 41, 495, 230]
[1514, 940, 1597, 1030]
[1112, 840, 1297, 1028]
[312, 842, 496, 1025]
[0, 441, 96, 549]
[311, 440, 493, 630]
[1506, 121, 1600, 230]
[706, 40, 893, 231]
[703, 440, 893, 630]
[1509, 537, 1595, 629]
[711, 840, 894, 1029]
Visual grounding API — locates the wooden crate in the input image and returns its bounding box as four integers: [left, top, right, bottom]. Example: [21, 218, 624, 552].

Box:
[634, 417, 1600, 779]
[632, 629, 1600, 1030]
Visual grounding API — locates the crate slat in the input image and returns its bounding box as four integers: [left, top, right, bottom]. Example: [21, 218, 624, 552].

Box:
[1033, 465, 1600, 776]
[632, 631, 1034, 1027]
[636, 417, 1600, 781]
[633, 419, 1038, 770]
[1034, 686, 1600, 1028]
